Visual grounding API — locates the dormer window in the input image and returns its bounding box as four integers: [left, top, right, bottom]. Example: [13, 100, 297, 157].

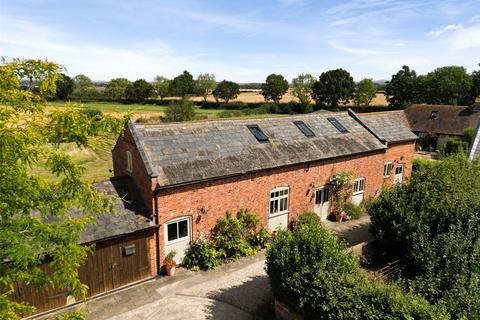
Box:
[430, 111, 439, 119]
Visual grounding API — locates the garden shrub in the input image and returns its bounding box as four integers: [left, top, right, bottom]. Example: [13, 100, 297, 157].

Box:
[265, 212, 447, 320]
[182, 241, 225, 271]
[342, 203, 362, 219]
[440, 136, 468, 157]
[369, 154, 480, 318]
[183, 209, 271, 270]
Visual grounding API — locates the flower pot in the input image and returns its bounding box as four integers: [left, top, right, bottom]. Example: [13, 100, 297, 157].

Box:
[166, 265, 176, 276]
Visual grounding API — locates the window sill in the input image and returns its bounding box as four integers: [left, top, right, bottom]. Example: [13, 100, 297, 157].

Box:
[352, 191, 365, 196]
[269, 211, 289, 218]
[165, 237, 191, 245]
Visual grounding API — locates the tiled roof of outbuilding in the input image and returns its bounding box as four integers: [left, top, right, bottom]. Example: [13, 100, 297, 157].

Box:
[404, 104, 480, 136]
[81, 178, 154, 243]
[129, 111, 388, 187]
[358, 111, 418, 143]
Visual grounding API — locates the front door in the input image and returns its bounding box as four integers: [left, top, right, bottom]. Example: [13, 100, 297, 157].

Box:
[268, 187, 290, 230]
[394, 164, 404, 184]
[164, 217, 192, 264]
[314, 187, 330, 221]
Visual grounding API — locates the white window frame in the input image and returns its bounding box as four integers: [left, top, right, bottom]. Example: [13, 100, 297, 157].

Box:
[315, 187, 330, 206]
[383, 162, 393, 178]
[353, 177, 366, 195]
[126, 150, 133, 175]
[395, 163, 404, 175]
[165, 217, 191, 245]
[269, 187, 289, 218]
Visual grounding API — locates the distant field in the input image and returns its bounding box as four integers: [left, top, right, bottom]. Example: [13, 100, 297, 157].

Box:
[187, 90, 388, 105]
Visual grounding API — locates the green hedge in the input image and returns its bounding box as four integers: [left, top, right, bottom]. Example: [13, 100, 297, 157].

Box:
[265, 213, 447, 320]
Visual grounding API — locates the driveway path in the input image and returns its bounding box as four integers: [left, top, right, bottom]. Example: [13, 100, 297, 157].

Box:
[48, 252, 272, 320]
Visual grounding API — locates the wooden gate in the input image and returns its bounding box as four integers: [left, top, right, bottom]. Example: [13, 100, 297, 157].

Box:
[78, 231, 152, 298]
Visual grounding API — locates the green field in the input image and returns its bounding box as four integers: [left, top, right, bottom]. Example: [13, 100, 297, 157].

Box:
[39, 101, 281, 183]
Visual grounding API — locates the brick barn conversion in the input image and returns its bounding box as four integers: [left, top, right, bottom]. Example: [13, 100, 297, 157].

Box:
[16, 110, 418, 315]
[112, 110, 417, 264]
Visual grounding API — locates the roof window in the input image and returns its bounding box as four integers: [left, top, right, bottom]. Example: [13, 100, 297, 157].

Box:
[294, 120, 315, 137]
[327, 118, 348, 133]
[430, 110, 439, 119]
[247, 125, 269, 142]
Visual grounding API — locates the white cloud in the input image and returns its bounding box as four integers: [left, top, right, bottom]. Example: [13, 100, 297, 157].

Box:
[449, 24, 480, 49]
[427, 24, 463, 36]
[328, 40, 394, 55]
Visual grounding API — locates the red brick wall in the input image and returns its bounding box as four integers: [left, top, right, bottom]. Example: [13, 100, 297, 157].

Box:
[148, 231, 158, 276]
[382, 141, 416, 187]
[156, 150, 388, 262]
[112, 126, 156, 213]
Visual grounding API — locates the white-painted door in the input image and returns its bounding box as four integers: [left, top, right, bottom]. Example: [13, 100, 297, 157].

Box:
[268, 187, 289, 230]
[164, 217, 191, 264]
[314, 187, 331, 221]
[394, 164, 404, 184]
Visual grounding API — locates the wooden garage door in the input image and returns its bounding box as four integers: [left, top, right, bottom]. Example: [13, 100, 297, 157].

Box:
[78, 232, 152, 298]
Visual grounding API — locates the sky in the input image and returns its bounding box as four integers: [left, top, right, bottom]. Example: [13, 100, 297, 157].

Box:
[1, 0, 479, 82]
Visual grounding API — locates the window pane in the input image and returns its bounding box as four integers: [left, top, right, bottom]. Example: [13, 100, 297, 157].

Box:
[167, 223, 178, 241]
[324, 188, 330, 202]
[178, 220, 188, 238]
[315, 190, 321, 205]
[275, 191, 279, 197]
[283, 198, 288, 211]
[280, 199, 284, 211]
[274, 200, 279, 212]
[270, 200, 274, 213]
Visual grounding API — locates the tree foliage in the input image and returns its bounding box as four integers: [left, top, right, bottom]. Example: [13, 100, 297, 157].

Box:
[369, 155, 480, 318]
[125, 79, 154, 103]
[54, 74, 75, 100]
[195, 73, 216, 102]
[105, 78, 130, 101]
[72, 74, 96, 100]
[354, 78, 377, 107]
[291, 73, 315, 105]
[261, 74, 289, 104]
[168, 70, 195, 97]
[152, 75, 171, 101]
[421, 66, 474, 105]
[385, 65, 419, 108]
[311, 69, 355, 110]
[0, 58, 126, 319]
[163, 97, 196, 122]
[266, 213, 447, 319]
[212, 80, 240, 103]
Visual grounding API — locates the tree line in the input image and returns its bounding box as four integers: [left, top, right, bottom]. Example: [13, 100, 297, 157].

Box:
[54, 64, 480, 109]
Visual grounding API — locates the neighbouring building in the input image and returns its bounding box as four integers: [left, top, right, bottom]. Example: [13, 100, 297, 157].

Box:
[469, 121, 480, 161]
[112, 110, 417, 265]
[404, 104, 480, 150]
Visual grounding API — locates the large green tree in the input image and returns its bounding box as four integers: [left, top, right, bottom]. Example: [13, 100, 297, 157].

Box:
[385, 65, 419, 107]
[291, 73, 315, 105]
[195, 73, 216, 102]
[163, 97, 196, 122]
[471, 64, 480, 101]
[105, 78, 131, 101]
[125, 79, 154, 103]
[168, 70, 195, 97]
[54, 74, 75, 100]
[261, 74, 289, 103]
[311, 69, 355, 110]
[212, 80, 240, 103]
[369, 155, 480, 318]
[152, 75, 171, 101]
[421, 66, 474, 105]
[72, 74, 96, 100]
[353, 78, 377, 107]
[0, 58, 126, 319]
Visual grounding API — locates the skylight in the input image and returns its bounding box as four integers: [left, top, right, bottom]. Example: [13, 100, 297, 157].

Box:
[294, 121, 315, 137]
[327, 118, 348, 133]
[247, 125, 269, 142]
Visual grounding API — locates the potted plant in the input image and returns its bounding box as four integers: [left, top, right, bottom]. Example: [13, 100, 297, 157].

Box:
[165, 250, 177, 276]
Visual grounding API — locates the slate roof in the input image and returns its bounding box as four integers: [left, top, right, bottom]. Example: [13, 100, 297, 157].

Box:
[469, 122, 480, 161]
[404, 104, 480, 136]
[81, 177, 154, 243]
[357, 111, 418, 143]
[129, 112, 387, 187]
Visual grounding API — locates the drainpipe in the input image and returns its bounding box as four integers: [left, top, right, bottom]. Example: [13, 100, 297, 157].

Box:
[154, 189, 161, 276]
